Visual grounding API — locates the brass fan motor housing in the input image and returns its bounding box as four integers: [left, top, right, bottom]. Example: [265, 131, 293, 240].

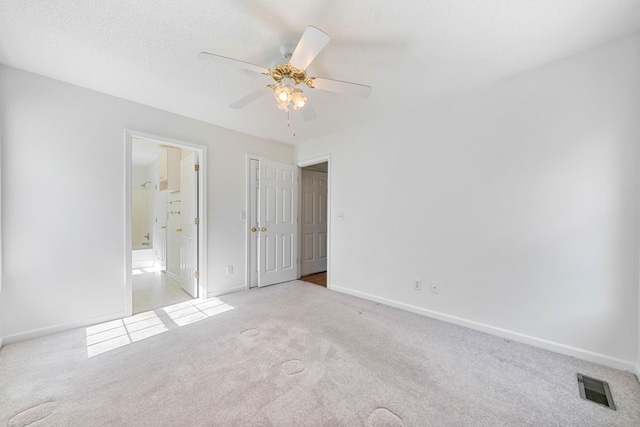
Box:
[265, 64, 316, 88]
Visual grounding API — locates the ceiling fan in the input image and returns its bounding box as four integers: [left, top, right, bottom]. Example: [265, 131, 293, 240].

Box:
[198, 26, 372, 124]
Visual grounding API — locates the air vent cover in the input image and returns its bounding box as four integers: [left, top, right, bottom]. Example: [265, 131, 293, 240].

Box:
[577, 373, 616, 410]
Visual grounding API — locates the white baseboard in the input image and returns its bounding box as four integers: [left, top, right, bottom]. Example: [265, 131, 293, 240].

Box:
[1, 311, 127, 346]
[0, 336, 3, 350]
[330, 285, 636, 373]
[206, 285, 247, 299]
[165, 270, 180, 283]
[635, 365, 640, 381]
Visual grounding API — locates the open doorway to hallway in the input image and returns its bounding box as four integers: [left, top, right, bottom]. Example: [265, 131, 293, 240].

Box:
[129, 135, 205, 315]
[299, 161, 328, 287]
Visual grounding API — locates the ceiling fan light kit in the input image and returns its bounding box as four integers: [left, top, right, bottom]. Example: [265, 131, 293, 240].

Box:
[199, 25, 372, 135]
[266, 63, 315, 113]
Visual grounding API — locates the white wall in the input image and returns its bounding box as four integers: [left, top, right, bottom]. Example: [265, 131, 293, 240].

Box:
[0, 122, 3, 349]
[0, 65, 293, 341]
[296, 34, 640, 370]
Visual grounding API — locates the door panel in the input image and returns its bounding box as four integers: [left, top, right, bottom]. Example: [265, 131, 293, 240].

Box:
[258, 159, 297, 287]
[179, 152, 198, 297]
[265, 235, 277, 272]
[300, 169, 328, 276]
[303, 234, 314, 261]
[249, 159, 259, 288]
[319, 232, 327, 259]
[282, 234, 294, 269]
[265, 186, 277, 223]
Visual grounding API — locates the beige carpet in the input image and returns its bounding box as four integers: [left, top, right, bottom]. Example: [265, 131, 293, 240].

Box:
[1, 281, 639, 426]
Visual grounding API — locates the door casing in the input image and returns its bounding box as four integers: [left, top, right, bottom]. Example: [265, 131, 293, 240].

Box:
[297, 155, 331, 288]
[125, 130, 207, 316]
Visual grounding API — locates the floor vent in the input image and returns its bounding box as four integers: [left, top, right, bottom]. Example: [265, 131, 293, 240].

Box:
[577, 373, 616, 410]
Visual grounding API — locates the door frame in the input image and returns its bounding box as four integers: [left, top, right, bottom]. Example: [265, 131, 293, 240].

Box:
[297, 154, 331, 288]
[246, 156, 259, 289]
[124, 130, 208, 316]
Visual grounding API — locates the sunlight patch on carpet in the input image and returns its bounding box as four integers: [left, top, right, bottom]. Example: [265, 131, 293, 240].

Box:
[85, 311, 168, 357]
[85, 298, 234, 357]
[162, 298, 234, 326]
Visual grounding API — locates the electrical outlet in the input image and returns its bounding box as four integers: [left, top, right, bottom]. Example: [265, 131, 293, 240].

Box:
[431, 281, 440, 294]
[414, 279, 422, 290]
[226, 265, 234, 275]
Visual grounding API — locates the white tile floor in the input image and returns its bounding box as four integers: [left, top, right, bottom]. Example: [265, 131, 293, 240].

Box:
[132, 266, 193, 314]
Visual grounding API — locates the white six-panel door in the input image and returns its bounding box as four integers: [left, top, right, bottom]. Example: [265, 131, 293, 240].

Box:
[258, 159, 297, 287]
[179, 152, 199, 297]
[300, 169, 328, 276]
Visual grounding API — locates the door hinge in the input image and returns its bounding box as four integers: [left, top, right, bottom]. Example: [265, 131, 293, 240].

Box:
[194, 271, 200, 279]
[194, 164, 200, 172]
[195, 217, 200, 225]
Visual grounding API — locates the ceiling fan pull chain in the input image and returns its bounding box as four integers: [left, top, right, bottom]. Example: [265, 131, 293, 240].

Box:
[289, 109, 296, 136]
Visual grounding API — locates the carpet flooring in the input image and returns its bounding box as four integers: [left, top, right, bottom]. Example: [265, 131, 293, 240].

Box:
[1, 281, 639, 426]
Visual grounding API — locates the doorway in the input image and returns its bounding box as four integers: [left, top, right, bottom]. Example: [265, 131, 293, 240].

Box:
[297, 155, 331, 288]
[126, 131, 207, 316]
[299, 162, 328, 287]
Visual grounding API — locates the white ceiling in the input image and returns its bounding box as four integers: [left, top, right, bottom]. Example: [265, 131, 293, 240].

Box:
[1, 1, 639, 145]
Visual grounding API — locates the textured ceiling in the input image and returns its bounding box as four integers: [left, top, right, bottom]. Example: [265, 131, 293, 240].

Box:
[1, 1, 640, 144]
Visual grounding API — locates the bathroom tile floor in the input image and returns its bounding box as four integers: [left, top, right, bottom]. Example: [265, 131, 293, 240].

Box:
[132, 266, 193, 314]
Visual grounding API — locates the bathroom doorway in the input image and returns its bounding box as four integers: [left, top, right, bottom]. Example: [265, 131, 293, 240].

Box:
[126, 132, 207, 316]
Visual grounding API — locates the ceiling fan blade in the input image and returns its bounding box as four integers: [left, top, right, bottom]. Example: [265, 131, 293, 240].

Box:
[198, 52, 268, 74]
[310, 77, 372, 98]
[230, 88, 268, 109]
[299, 102, 317, 122]
[288, 26, 330, 71]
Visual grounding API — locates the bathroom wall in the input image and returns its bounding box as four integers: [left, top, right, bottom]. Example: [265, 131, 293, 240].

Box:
[131, 165, 154, 249]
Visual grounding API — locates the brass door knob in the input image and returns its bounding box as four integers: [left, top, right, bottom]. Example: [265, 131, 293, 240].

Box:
[176, 227, 183, 232]
[261, 227, 267, 232]
[251, 227, 257, 233]
[160, 226, 166, 229]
